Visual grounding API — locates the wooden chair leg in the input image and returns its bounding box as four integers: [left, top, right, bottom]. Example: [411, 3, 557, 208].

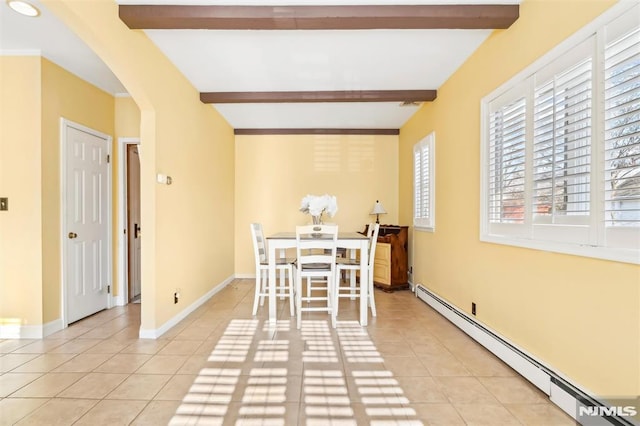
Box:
[252, 273, 261, 316]
[288, 266, 295, 316]
[368, 277, 377, 317]
[260, 271, 267, 307]
[278, 269, 286, 300]
[330, 276, 337, 328]
[296, 275, 303, 329]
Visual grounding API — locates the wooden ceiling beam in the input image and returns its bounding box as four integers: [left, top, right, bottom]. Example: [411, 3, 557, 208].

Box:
[119, 4, 519, 30]
[234, 128, 399, 135]
[200, 90, 436, 104]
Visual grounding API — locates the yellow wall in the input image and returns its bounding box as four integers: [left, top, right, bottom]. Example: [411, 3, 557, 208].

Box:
[235, 134, 398, 275]
[0, 56, 115, 331]
[115, 96, 140, 138]
[43, 0, 235, 332]
[400, 0, 639, 397]
[41, 58, 115, 323]
[0, 57, 43, 329]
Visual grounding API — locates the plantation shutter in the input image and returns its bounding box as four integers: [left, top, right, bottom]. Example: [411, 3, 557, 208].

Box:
[414, 135, 433, 229]
[481, 3, 639, 261]
[604, 26, 640, 227]
[532, 56, 593, 224]
[488, 96, 527, 224]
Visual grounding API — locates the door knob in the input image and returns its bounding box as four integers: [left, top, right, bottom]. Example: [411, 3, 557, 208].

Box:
[68, 232, 78, 239]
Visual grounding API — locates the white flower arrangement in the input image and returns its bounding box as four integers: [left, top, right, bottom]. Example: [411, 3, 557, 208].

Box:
[299, 194, 338, 218]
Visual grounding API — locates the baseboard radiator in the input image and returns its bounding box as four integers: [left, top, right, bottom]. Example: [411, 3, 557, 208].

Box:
[414, 284, 638, 426]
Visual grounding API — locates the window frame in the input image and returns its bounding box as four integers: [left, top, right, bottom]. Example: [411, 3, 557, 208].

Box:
[480, 1, 640, 265]
[414, 132, 436, 232]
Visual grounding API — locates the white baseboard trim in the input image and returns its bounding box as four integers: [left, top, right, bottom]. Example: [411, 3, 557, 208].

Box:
[138, 275, 235, 339]
[112, 294, 127, 307]
[43, 319, 63, 337]
[1, 275, 237, 340]
[0, 318, 63, 339]
[550, 377, 640, 426]
[414, 283, 638, 426]
[234, 273, 256, 279]
[549, 380, 583, 421]
[0, 324, 40, 339]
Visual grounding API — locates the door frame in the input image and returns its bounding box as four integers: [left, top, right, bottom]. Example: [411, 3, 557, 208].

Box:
[60, 118, 113, 327]
[116, 137, 141, 306]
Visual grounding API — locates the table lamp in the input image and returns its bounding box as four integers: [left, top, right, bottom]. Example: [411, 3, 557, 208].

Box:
[370, 200, 387, 224]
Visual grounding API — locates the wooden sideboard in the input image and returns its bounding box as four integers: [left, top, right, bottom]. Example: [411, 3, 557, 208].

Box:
[365, 225, 409, 292]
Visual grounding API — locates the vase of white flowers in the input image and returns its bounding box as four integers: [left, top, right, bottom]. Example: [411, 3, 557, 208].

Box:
[300, 194, 338, 225]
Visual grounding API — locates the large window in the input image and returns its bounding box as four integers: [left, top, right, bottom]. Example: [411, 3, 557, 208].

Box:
[414, 132, 435, 231]
[481, 3, 639, 264]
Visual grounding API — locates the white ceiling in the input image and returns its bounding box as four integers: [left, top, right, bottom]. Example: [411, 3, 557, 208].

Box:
[0, 0, 127, 94]
[0, 0, 519, 130]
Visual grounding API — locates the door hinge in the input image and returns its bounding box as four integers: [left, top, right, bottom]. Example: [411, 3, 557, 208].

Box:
[106, 154, 110, 164]
[107, 285, 111, 294]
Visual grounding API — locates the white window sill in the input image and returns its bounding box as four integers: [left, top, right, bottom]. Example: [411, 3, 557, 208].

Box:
[414, 225, 435, 233]
[480, 234, 639, 265]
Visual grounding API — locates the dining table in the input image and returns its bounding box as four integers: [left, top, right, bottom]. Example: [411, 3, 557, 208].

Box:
[266, 231, 370, 326]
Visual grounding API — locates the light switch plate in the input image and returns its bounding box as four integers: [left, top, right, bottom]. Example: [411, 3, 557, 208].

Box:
[0, 198, 7, 211]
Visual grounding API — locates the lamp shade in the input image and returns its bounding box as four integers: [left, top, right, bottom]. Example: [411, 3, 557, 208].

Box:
[370, 200, 387, 224]
[371, 200, 387, 215]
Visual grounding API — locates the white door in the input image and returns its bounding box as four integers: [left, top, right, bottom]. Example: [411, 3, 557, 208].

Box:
[64, 120, 111, 324]
[127, 144, 141, 301]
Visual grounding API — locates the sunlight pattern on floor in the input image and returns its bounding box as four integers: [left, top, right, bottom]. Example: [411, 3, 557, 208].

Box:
[171, 367, 241, 424]
[208, 319, 258, 363]
[301, 320, 338, 363]
[338, 321, 422, 425]
[170, 317, 424, 425]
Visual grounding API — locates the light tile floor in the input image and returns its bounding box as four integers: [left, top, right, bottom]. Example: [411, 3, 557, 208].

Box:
[0, 279, 575, 425]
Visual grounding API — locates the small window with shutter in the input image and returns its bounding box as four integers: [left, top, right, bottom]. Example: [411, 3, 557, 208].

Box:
[489, 96, 527, 225]
[414, 132, 435, 231]
[605, 25, 640, 226]
[532, 44, 592, 225]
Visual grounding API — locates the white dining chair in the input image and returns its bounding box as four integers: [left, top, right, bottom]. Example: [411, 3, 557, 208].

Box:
[250, 223, 295, 316]
[304, 250, 342, 301]
[294, 224, 339, 329]
[335, 223, 379, 317]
